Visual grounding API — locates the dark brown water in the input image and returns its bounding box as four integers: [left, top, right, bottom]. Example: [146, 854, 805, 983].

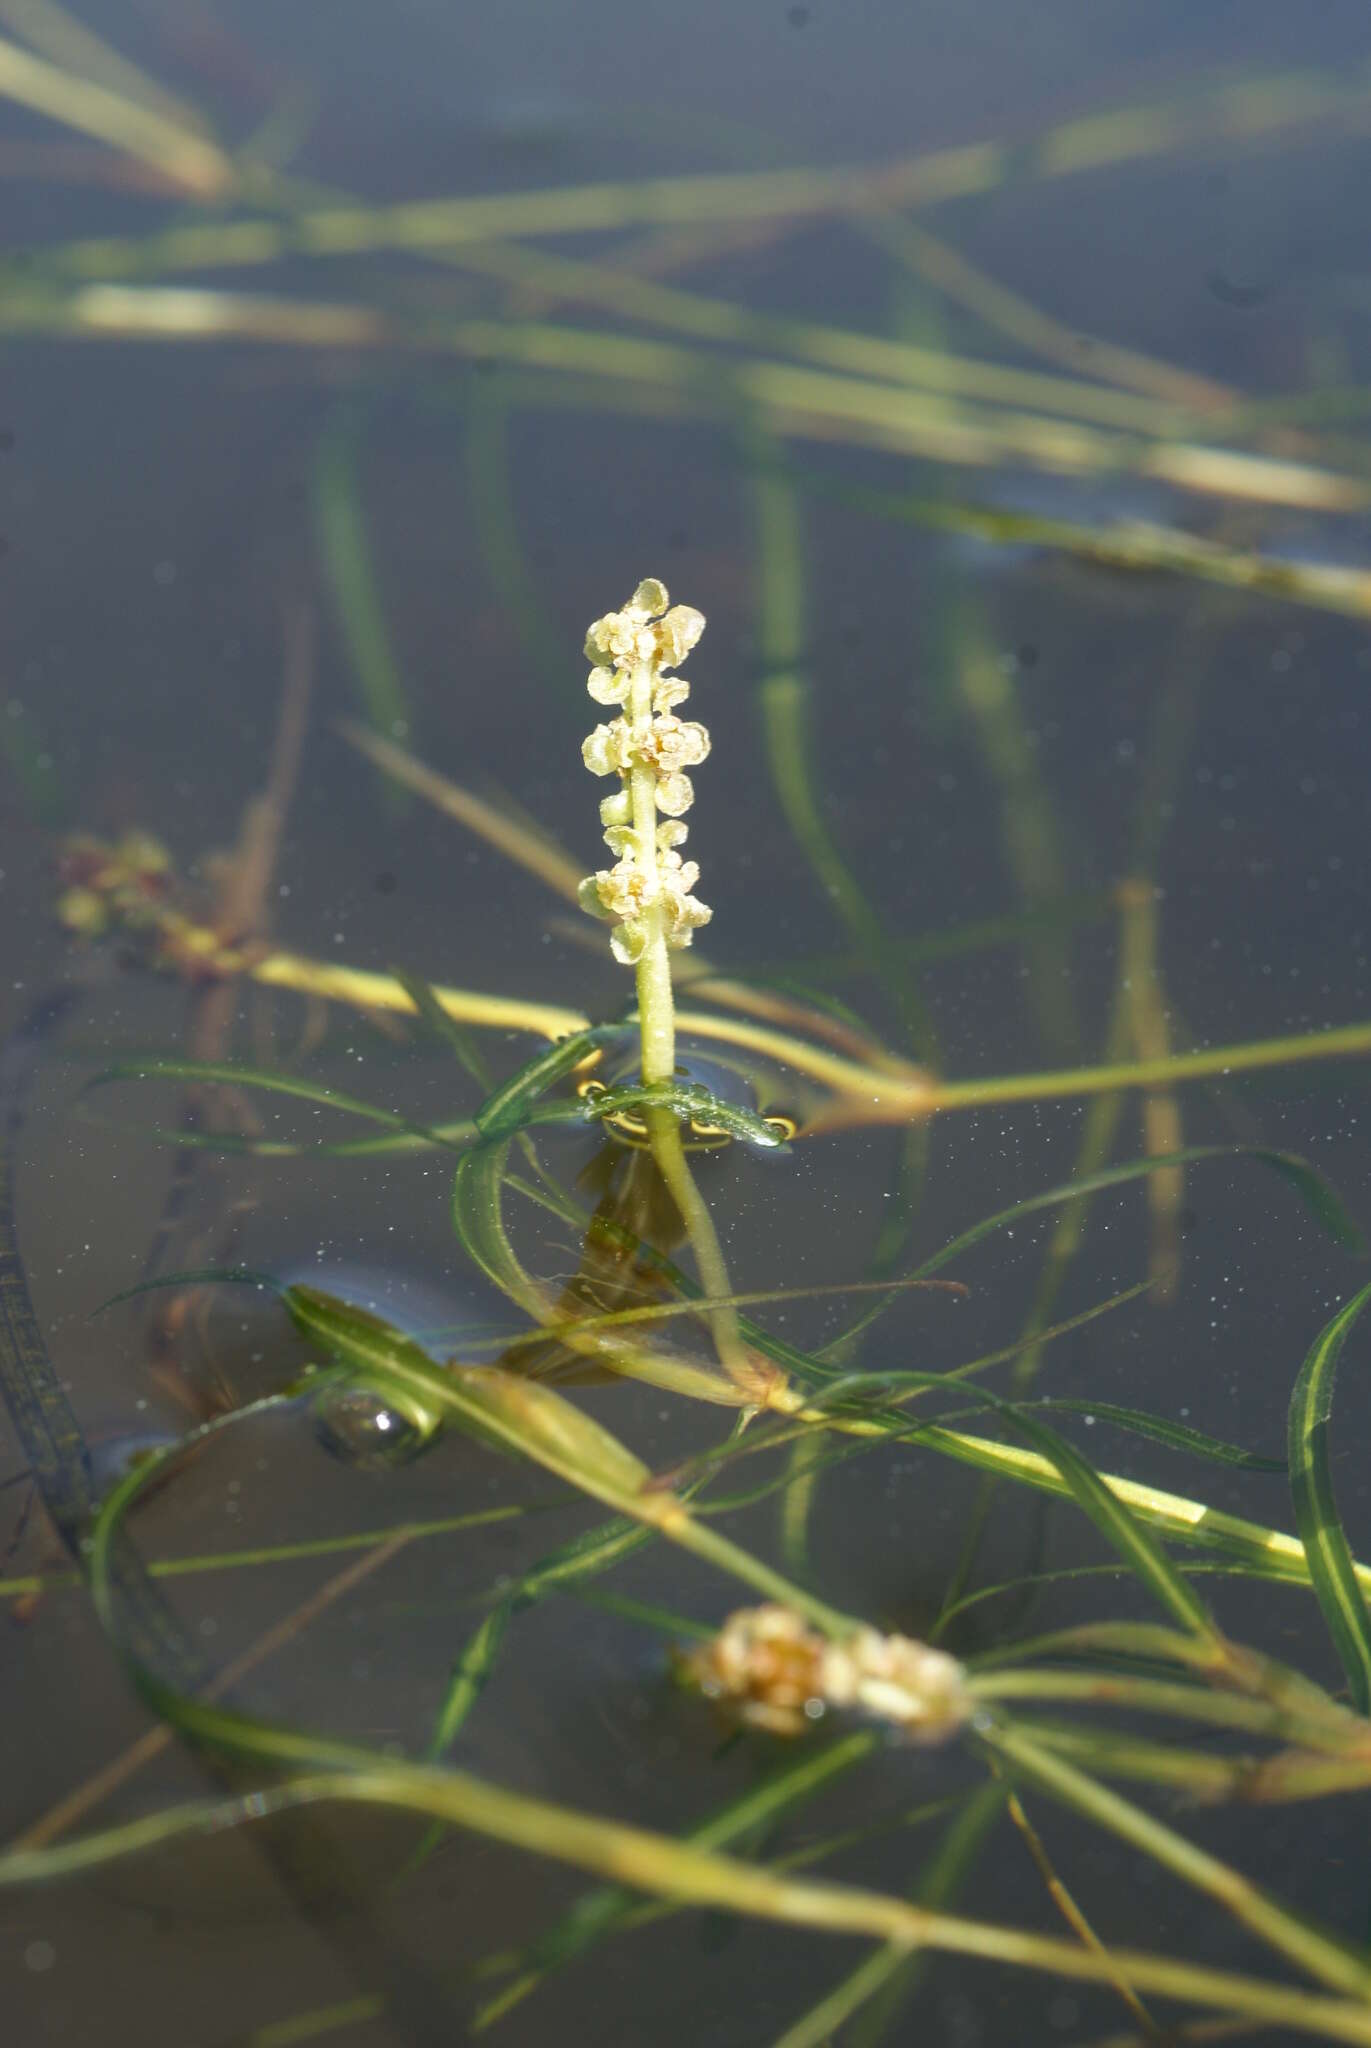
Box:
[3, 5, 1371, 2044]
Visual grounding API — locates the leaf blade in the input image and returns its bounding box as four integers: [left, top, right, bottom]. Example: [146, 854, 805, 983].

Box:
[1288, 1282, 1371, 1713]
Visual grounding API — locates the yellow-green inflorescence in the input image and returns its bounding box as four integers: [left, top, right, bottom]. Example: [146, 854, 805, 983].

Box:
[578, 578, 712, 1083]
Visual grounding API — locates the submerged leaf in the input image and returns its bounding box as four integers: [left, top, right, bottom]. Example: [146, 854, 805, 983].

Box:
[1288, 1282, 1371, 1714]
[456, 1365, 650, 1497]
[910, 1146, 1363, 1288]
[313, 410, 412, 801]
[82, 1054, 463, 1150]
[1025, 1399, 1285, 1473]
[473, 1027, 615, 1139]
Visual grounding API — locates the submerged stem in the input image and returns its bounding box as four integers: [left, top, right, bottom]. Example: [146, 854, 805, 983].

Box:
[646, 1105, 752, 1385]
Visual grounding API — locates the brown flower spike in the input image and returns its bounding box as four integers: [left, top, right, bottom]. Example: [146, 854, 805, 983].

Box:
[685, 1604, 972, 1742]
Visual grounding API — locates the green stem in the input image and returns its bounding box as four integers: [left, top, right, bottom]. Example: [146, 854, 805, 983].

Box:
[646, 1105, 750, 1384]
[980, 1719, 1371, 2003]
[622, 654, 751, 1387]
[627, 657, 675, 1086]
[934, 1021, 1371, 1111]
[18, 1741, 1371, 2044]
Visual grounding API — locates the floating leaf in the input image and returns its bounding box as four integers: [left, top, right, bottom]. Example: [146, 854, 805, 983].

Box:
[584, 1077, 787, 1150]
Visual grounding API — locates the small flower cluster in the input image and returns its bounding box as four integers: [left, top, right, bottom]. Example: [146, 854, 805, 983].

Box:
[684, 1603, 971, 1742]
[578, 579, 713, 967]
[55, 831, 172, 938]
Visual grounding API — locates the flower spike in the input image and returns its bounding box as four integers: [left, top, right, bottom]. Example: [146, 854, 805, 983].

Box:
[579, 581, 712, 1002]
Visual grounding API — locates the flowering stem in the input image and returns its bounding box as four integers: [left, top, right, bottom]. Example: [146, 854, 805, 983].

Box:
[626, 657, 676, 1087]
[579, 581, 761, 1393]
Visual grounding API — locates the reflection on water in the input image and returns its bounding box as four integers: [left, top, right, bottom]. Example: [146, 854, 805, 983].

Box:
[3, 4, 1371, 2045]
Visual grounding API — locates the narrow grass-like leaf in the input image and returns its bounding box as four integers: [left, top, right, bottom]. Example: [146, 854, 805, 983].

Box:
[432, 1520, 651, 1761]
[425, 1413, 755, 1810]
[450, 1138, 750, 1409]
[749, 430, 938, 1067]
[1288, 1282, 1371, 1713]
[778, 1389, 1282, 1478]
[472, 1026, 612, 1138]
[496, 1276, 967, 1356]
[39, 68, 1371, 286]
[394, 966, 497, 1082]
[980, 1719, 1371, 2001]
[82, 1055, 464, 1150]
[942, 591, 1081, 1059]
[730, 893, 1112, 989]
[0, 30, 233, 196]
[78, 1116, 478, 1159]
[0, 1504, 527, 1603]
[313, 410, 412, 789]
[16, 1726, 1371, 2048]
[1036, 1399, 1284, 1471]
[473, 1736, 882, 2028]
[471, 1222, 1368, 1615]
[783, 1781, 1007, 2048]
[911, 1146, 1362, 1286]
[661, 1359, 1222, 1645]
[874, 1418, 1369, 1592]
[568, 1586, 715, 1640]
[451, 1135, 535, 1312]
[792, 460, 1371, 625]
[876, 1376, 1222, 1645]
[1021, 1724, 1371, 1803]
[464, 381, 573, 712]
[452, 1136, 743, 1404]
[646, 1338, 1225, 1645]
[96, 1263, 278, 1314]
[41, 1426, 1371, 2048]
[0, 691, 63, 826]
[285, 1286, 647, 1491]
[450, 1100, 770, 1406]
[283, 1286, 849, 1632]
[427, 1603, 514, 1760]
[933, 1048, 1371, 1135]
[819, 1145, 1359, 1365]
[932, 1558, 1321, 1639]
[510, 1241, 1363, 1622]
[971, 1669, 1359, 1753]
[405, 1515, 657, 1875]
[341, 720, 585, 901]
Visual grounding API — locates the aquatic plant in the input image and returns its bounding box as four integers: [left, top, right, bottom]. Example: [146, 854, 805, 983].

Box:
[4, 15, 1371, 2048]
[571, 576, 768, 1390]
[16, 568, 1371, 2048]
